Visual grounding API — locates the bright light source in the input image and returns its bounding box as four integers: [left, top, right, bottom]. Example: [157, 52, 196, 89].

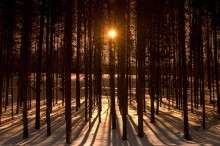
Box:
[108, 29, 117, 39]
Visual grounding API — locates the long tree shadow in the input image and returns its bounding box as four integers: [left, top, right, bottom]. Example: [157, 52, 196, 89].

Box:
[112, 101, 153, 146]
[112, 110, 129, 146]
[127, 115, 153, 146]
[90, 105, 110, 146]
[107, 108, 114, 146]
[36, 104, 87, 145]
[154, 108, 220, 145]
[143, 114, 183, 145]
[77, 100, 110, 146]
[77, 113, 99, 146]
[89, 120, 101, 146]
[129, 101, 196, 145]
[1, 101, 85, 145]
[0, 100, 68, 137]
[147, 109, 200, 144]
[0, 103, 49, 126]
[204, 131, 220, 145]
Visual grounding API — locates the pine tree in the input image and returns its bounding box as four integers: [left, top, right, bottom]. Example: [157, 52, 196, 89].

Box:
[178, 0, 190, 139]
[35, 0, 45, 130]
[136, 0, 146, 137]
[64, 0, 74, 143]
[20, 0, 32, 139]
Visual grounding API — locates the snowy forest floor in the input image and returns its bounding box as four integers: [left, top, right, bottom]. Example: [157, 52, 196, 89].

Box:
[0, 97, 220, 146]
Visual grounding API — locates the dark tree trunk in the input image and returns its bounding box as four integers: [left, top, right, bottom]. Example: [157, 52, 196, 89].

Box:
[178, 0, 190, 139]
[94, 0, 103, 122]
[115, 0, 128, 140]
[20, 0, 32, 139]
[64, 0, 74, 143]
[45, 0, 55, 136]
[136, 0, 146, 137]
[212, 1, 220, 113]
[0, 49, 2, 124]
[35, 0, 45, 130]
[88, 0, 93, 124]
[108, 0, 116, 130]
[110, 39, 116, 129]
[83, 1, 88, 121]
[76, 0, 82, 111]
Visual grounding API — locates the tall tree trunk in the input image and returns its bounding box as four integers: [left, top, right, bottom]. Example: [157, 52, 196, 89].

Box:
[0, 39, 2, 123]
[20, 0, 32, 139]
[45, 0, 55, 136]
[136, 0, 146, 137]
[94, 0, 103, 122]
[110, 39, 116, 129]
[115, 0, 128, 140]
[76, 0, 82, 111]
[88, 0, 93, 125]
[64, 0, 74, 143]
[108, 0, 117, 130]
[83, 1, 88, 121]
[179, 0, 190, 139]
[212, 1, 220, 113]
[35, 0, 45, 130]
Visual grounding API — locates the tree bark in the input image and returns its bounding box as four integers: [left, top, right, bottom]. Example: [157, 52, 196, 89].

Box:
[64, 0, 74, 143]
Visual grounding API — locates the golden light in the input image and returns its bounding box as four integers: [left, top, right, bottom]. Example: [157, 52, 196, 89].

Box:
[108, 29, 117, 39]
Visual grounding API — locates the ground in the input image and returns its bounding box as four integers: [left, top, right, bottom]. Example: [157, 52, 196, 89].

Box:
[0, 96, 220, 146]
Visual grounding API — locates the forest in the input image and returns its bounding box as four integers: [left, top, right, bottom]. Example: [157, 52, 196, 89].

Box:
[0, 0, 220, 145]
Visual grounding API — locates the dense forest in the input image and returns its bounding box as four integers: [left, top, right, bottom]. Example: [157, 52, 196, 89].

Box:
[0, 0, 220, 145]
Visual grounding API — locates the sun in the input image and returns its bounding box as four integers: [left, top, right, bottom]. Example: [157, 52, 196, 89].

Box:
[108, 29, 117, 39]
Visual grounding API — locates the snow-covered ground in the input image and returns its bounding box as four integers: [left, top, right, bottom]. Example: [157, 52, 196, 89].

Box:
[0, 97, 220, 146]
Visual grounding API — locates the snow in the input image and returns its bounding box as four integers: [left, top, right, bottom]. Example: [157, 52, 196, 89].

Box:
[0, 97, 220, 146]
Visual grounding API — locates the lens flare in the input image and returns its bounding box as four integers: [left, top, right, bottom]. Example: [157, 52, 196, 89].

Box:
[108, 29, 117, 39]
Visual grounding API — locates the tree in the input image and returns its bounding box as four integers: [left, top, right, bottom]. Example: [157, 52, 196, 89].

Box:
[136, 0, 146, 137]
[115, 0, 128, 140]
[19, 0, 32, 139]
[83, 0, 88, 121]
[35, 0, 45, 130]
[212, 0, 220, 114]
[108, 0, 117, 130]
[64, 0, 74, 143]
[178, 0, 190, 139]
[94, 0, 103, 122]
[45, 0, 55, 136]
[88, 0, 93, 125]
[76, 0, 82, 111]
